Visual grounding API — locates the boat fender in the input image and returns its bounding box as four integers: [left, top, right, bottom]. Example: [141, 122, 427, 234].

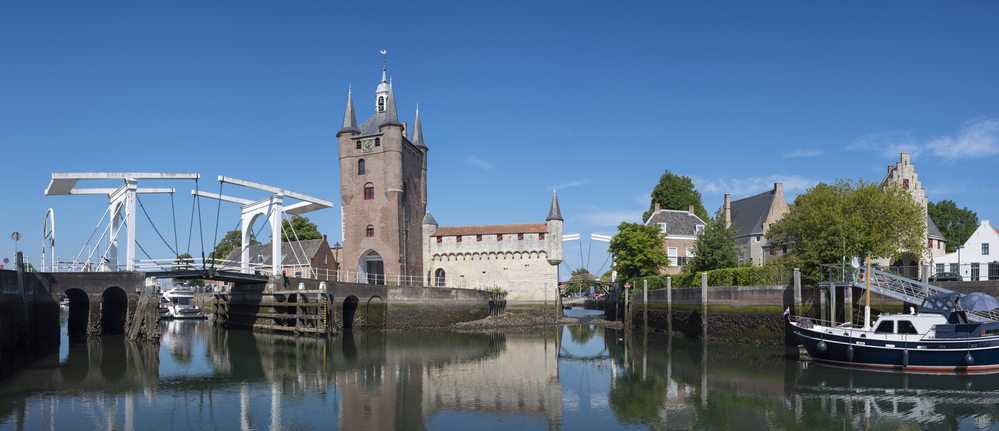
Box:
[964, 353, 974, 366]
[846, 345, 855, 361]
[816, 341, 827, 352]
[902, 349, 909, 367]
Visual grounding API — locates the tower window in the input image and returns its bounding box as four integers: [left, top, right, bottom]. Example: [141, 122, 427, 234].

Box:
[355, 141, 361, 150]
[476, 235, 482, 242]
[436, 237, 442, 243]
[378, 96, 385, 112]
[518, 233, 524, 241]
[364, 185, 374, 200]
[366, 225, 374, 237]
[358, 159, 365, 175]
[456, 236, 462, 243]
[539, 233, 545, 240]
[497, 234, 503, 241]
[375, 138, 380, 147]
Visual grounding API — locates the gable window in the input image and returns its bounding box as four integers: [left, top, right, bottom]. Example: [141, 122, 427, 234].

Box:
[518, 233, 524, 240]
[366, 225, 374, 237]
[476, 235, 482, 242]
[358, 159, 365, 175]
[497, 234, 503, 241]
[928, 238, 933, 248]
[769, 248, 775, 256]
[695, 225, 704, 234]
[984, 243, 990, 255]
[364, 183, 374, 200]
[903, 179, 909, 188]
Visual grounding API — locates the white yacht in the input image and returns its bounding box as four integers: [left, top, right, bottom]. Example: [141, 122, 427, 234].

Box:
[161, 287, 205, 319]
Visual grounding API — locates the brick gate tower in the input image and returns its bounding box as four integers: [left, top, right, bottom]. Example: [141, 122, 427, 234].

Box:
[337, 65, 427, 284]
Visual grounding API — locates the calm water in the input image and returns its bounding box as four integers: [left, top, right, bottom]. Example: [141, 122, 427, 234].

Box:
[2, 309, 998, 430]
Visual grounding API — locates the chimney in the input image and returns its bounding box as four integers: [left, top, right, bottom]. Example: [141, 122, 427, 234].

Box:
[654, 203, 660, 213]
[774, 183, 782, 195]
[688, 204, 694, 215]
[322, 234, 328, 243]
[724, 194, 731, 228]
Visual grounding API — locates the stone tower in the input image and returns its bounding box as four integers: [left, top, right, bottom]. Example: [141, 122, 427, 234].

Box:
[337, 66, 428, 283]
[546, 190, 563, 266]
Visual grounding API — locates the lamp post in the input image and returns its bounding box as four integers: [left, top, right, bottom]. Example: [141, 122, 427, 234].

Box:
[957, 245, 965, 281]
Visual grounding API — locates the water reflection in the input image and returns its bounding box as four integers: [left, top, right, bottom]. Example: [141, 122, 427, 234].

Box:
[2, 313, 999, 430]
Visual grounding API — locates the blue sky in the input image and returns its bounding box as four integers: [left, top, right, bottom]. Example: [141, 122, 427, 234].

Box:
[2, 1, 997, 278]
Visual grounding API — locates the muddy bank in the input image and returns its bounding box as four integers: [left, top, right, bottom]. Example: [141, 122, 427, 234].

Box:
[451, 311, 624, 330]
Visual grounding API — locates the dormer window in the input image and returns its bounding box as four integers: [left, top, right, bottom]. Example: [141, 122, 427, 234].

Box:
[695, 225, 704, 234]
[378, 96, 385, 112]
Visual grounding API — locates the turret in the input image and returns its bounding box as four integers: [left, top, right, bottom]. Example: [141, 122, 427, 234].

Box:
[546, 190, 563, 266]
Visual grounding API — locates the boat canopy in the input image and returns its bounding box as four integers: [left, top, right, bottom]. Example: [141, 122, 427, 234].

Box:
[919, 292, 962, 323]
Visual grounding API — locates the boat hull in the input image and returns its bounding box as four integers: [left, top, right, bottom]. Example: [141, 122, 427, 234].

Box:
[795, 327, 999, 373]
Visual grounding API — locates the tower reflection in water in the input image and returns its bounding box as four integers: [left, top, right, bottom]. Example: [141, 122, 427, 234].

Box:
[2, 318, 999, 430]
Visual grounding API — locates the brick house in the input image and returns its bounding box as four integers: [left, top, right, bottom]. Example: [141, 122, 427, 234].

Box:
[722, 183, 790, 266]
[644, 203, 706, 274]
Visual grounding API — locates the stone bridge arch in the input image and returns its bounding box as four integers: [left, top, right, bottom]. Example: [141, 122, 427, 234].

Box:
[100, 287, 129, 335]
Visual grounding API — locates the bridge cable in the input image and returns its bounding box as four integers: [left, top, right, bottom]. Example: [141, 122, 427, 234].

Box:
[72, 205, 112, 271]
[586, 240, 593, 273]
[135, 194, 178, 257]
[281, 212, 313, 274]
[187, 187, 196, 255]
[594, 252, 612, 279]
[170, 192, 179, 260]
[578, 238, 585, 275]
[194, 178, 206, 269]
[209, 179, 224, 273]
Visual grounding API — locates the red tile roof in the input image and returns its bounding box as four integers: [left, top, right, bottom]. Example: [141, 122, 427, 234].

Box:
[432, 223, 547, 237]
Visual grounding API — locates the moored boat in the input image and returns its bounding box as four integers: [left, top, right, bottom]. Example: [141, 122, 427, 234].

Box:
[792, 292, 999, 373]
[161, 287, 205, 319]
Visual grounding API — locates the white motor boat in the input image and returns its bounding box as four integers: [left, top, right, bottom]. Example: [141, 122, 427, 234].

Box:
[161, 287, 205, 319]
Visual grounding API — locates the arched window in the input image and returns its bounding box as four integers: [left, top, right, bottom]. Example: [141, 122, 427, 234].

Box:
[435, 269, 446, 287]
[358, 159, 365, 175]
[364, 183, 374, 200]
[366, 225, 374, 237]
[378, 96, 385, 112]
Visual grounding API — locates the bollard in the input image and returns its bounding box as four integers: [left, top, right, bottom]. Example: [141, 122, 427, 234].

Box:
[793, 268, 802, 316]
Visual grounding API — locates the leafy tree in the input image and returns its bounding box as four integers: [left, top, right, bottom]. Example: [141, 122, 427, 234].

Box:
[765, 179, 926, 284]
[564, 267, 597, 294]
[608, 222, 669, 280]
[272, 215, 323, 242]
[928, 200, 978, 253]
[172, 253, 204, 286]
[641, 170, 709, 223]
[685, 210, 741, 273]
[210, 230, 260, 262]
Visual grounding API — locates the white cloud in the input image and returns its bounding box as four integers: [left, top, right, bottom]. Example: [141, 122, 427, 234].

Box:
[578, 209, 643, 227]
[846, 130, 922, 159]
[782, 149, 824, 158]
[846, 118, 999, 162]
[698, 175, 818, 197]
[463, 155, 493, 170]
[926, 118, 999, 161]
[552, 180, 589, 190]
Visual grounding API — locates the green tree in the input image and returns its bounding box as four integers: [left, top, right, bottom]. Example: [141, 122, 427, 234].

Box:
[172, 253, 204, 286]
[685, 210, 741, 273]
[765, 179, 926, 284]
[608, 222, 669, 279]
[272, 215, 323, 242]
[641, 170, 709, 223]
[210, 230, 260, 262]
[564, 267, 596, 294]
[927, 199, 978, 253]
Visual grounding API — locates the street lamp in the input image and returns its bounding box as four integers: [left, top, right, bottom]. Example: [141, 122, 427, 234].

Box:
[957, 245, 965, 281]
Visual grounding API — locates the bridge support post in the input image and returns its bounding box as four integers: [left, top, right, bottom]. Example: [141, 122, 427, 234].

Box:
[793, 268, 802, 316]
[667, 276, 672, 335]
[701, 272, 707, 338]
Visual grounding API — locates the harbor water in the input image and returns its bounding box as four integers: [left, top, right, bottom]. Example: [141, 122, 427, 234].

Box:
[1, 309, 998, 430]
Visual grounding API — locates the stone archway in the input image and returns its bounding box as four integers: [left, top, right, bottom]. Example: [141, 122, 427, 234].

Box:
[434, 268, 446, 287]
[65, 288, 90, 338]
[359, 250, 384, 285]
[100, 287, 129, 335]
[343, 295, 359, 328]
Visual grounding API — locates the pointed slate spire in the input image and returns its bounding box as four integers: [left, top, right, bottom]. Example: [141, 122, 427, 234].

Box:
[382, 82, 401, 126]
[338, 86, 359, 135]
[547, 189, 563, 221]
[411, 104, 426, 148]
[422, 211, 437, 226]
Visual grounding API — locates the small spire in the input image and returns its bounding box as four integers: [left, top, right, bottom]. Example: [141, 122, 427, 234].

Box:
[338, 86, 359, 135]
[383, 84, 400, 125]
[381, 65, 387, 83]
[422, 211, 437, 226]
[411, 104, 425, 148]
[547, 189, 563, 221]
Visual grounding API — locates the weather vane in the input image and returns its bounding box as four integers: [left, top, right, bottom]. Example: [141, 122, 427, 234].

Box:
[380, 50, 387, 67]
